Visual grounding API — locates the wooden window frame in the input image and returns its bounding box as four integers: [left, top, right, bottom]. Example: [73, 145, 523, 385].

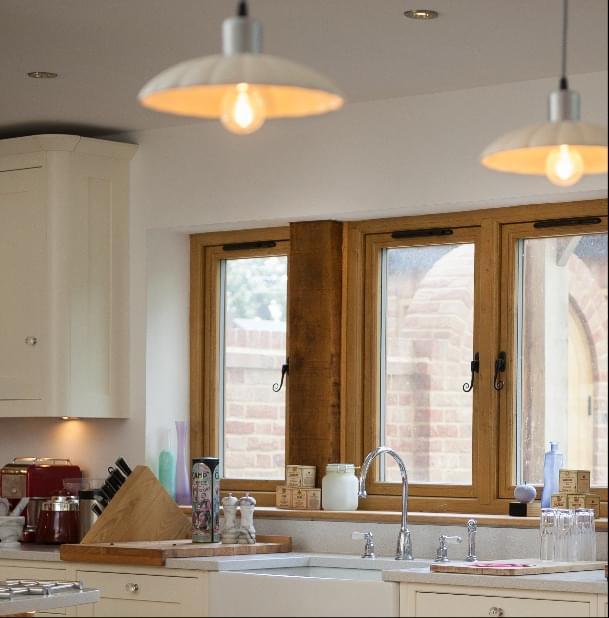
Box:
[343, 199, 608, 515]
[190, 227, 290, 496]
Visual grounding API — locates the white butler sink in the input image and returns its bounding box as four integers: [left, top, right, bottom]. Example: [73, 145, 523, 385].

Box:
[208, 555, 431, 617]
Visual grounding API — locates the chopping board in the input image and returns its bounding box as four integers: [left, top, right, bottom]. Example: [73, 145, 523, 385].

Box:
[430, 560, 606, 576]
[60, 535, 292, 567]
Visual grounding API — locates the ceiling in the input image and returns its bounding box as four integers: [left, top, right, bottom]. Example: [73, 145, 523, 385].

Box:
[0, 0, 607, 139]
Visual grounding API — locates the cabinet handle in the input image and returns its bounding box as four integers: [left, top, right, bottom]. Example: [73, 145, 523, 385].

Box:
[125, 583, 139, 593]
[24, 336, 38, 346]
[488, 607, 504, 617]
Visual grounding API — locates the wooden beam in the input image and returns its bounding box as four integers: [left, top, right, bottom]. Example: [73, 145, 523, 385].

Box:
[287, 221, 343, 474]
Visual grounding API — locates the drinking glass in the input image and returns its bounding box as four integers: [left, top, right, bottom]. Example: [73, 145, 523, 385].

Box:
[574, 509, 596, 561]
[539, 508, 556, 561]
[554, 509, 574, 562]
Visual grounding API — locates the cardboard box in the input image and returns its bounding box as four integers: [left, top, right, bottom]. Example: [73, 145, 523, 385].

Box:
[275, 486, 292, 509]
[567, 493, 600, 518]
[551, 493, 568, 508]
[286, 465, 317, 488]
[306, 488, 321, 510]
[559, 469, 590, 494]
[292, 488, 307, 509]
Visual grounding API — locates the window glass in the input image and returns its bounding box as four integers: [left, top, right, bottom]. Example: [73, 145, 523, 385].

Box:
[220, 255, 287, 479]
[516, 232, 608, 487]
[380, 243, 475, 484]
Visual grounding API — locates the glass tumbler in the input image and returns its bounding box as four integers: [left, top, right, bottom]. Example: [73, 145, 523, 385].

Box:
[554, 509, 574, 562]
[574, 509, 596, 561]
[539, 508, 556, 561]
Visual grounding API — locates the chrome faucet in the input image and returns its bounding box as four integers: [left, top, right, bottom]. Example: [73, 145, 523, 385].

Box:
[358, 446, 413, 560]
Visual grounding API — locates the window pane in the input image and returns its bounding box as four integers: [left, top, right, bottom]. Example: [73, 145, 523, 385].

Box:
[381, 243, 475, 484]
[221, 255, 287, 479]
[517, 233, 608, 487]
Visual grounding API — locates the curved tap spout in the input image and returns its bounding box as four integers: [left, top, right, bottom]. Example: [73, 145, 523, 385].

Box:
[358, 446, 413, 560]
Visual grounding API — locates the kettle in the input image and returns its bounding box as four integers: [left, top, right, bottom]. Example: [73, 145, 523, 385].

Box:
[35, 495, 79, 544]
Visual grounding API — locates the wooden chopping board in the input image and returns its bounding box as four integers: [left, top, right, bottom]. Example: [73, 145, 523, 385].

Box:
[430, 560, 606, 576]
[60, 535, 292, 567]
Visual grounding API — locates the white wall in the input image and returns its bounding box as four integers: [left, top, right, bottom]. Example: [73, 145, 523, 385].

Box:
[1, 71, 606, 479]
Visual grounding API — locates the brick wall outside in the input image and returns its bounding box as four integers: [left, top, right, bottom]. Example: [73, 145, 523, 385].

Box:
[383, 244, 475, 484]
[223, 324, 286, 480]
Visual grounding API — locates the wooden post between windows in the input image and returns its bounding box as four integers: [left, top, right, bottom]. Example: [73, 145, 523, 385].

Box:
[287, 221, 343, 473]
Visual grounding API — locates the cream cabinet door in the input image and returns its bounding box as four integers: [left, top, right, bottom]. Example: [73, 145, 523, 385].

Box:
[75, 570, 207, 617]
[0, 167, 45, 401]
[414, 591, 591, 617]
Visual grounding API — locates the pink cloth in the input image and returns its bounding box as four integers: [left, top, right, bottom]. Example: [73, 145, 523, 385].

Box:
[470, 561, 533, 568]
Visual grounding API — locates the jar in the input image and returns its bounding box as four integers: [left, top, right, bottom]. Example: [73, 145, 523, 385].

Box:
[35, 495, 80, 544]
[321, 464, 359, 511]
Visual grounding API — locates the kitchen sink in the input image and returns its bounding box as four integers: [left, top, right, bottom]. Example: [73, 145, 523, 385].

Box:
[207, 555, 432, 617]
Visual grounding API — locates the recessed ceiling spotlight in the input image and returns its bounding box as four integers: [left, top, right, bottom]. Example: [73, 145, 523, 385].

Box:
[404, 9, 439, 20]
[27, 71, 58, 79]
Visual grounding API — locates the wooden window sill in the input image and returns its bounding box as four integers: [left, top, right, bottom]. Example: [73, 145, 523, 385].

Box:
[179, 506, 607, 531]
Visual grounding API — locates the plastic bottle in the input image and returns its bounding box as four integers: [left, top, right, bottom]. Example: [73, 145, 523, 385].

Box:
[540, 441, 564, 508]
[158, 433, 176, 500]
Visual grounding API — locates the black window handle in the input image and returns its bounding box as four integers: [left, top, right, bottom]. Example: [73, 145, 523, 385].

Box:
[462, 352, 479, 393]
[494, 352, 506, 391]
[272, 359, 289, 392]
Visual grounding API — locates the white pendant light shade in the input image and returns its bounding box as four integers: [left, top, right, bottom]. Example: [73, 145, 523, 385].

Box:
[481, 121, 608, 175]
[139, 53, 344, 119]
[480, 0, 608, 185]
[138, 1, 343, 134]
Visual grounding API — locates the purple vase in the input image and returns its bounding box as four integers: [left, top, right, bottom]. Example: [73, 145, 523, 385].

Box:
[175, 420, 191, 505]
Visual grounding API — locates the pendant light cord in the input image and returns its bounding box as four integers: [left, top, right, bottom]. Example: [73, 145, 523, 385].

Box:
[560, 0, 569, 90]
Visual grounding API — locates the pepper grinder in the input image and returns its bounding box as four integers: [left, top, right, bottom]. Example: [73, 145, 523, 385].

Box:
[221, 493, 239, 544]
[238, 494, 256, 544]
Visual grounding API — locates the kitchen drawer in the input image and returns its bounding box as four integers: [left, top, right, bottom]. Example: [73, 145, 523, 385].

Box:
[75, 571, 198, 604]
[0, 564, 69, 582]
[415, 591, 591, 617]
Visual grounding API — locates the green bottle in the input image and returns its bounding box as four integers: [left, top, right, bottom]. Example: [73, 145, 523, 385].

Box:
[158, 434, 176, 500]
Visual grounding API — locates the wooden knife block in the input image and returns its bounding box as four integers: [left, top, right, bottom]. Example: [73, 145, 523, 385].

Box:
[81, 465, 191, 543]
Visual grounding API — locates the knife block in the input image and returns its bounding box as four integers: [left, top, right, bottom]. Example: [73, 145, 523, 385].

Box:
[80, 465, 191, 543]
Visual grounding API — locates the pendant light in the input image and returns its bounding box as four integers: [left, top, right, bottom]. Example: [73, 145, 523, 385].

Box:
[481, 0, 607, 186]
[138, 1, 344, 135]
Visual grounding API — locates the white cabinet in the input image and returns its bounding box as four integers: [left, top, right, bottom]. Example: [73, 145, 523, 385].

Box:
[0, 134, 136, 418]
[0, 558, 208, 617]
[400, 583, 600, 617]
[74, 568, 208, 617]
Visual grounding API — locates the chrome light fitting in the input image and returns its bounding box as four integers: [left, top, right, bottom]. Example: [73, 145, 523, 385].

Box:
[27, 71, 58, 79]
[138, 1, 344, 135]
[403, 9, 439, 20]
[481, 0, 607, 186]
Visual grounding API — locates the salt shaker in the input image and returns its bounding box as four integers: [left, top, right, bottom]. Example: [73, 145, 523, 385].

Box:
[237, 494, 256, 544]
[221, 493, 239, 544]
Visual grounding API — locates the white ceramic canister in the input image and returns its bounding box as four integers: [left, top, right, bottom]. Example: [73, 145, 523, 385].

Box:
[321, 464, 359, 511]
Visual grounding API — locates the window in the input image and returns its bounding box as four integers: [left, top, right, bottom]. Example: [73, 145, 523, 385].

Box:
[346, 202, 607, 514]
[190, 228, 290, 493]
[190, 202, 607, 516]
[499, 219, 608, 502]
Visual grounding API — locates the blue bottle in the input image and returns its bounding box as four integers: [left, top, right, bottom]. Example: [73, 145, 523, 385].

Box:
[158, 433, 176, 500]
[540, 442, 564, 508]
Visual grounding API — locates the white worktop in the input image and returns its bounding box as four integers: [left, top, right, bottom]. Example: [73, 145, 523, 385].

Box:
[0, 588, 99, 616]
[0, 544, 61, 562]
[383, 564, 608, 594]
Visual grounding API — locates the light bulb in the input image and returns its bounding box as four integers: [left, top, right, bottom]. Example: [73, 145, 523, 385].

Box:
[220, 83, 266, 135]
[545, 144, 584, 186]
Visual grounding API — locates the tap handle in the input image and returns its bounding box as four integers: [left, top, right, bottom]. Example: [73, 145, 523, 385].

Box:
[466, 518, 478, 562]
[352, 531, 375, 558]
[434, 534, 462, 562]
